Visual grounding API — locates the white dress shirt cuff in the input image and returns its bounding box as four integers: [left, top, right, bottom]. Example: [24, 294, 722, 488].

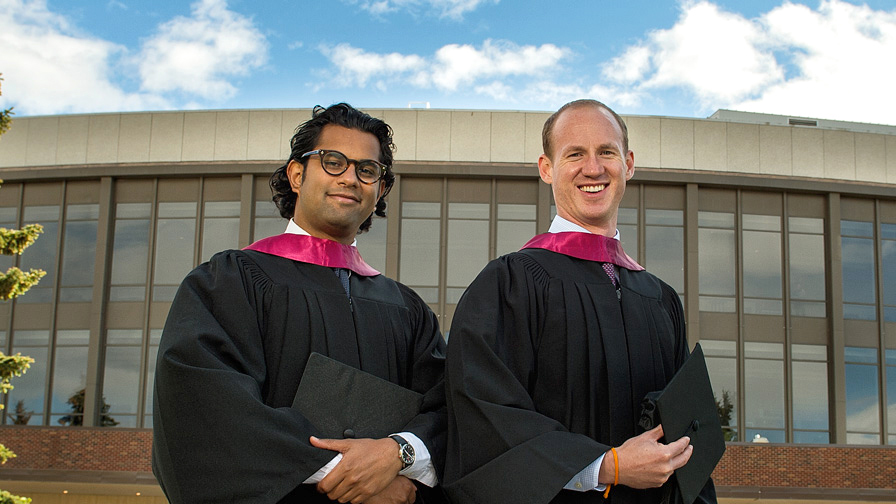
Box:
[394, 432, 438, 487]
[302, 453, 343, 484]
[564, 453, 607, 492]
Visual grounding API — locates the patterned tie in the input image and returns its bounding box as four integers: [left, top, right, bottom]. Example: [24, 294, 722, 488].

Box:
[602, 262, 618, 287]
[333, 268, 351, 297]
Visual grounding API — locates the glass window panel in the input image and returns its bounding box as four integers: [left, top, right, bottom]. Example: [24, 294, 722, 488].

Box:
[847, 432, 880, 444]
[152, 285, 180, 302]
[106, 329, 143, 345]
[51, 346, 88, 419]
[410, 287, 439, 304]
[882, 239, 896, 306]
[841, 220, 873, 237]
[646, 209, 682, 226]
[116, 203, 152, 219]
[646, 225, 683, 294]
[887, 349, 896, 367]
[745, 342, 784, 359]
[201, 217, 239, 262]
[698, 211, 735, 228]
[791, 301, 826, 318]
[153, 218, 197, 285]
[149, 329, 163, 346]
[400, 219, 440, 287]
[497, 203, 535, 220]
[109, 286, 146, 302]
[744, 298, 782, 315]
[103, 346, 141, 416]
[792, 361, 829, 430]
[844, 303, 877, 320]
[12, 330, 50, 346]
[110, 219, 151, 285]
[793, 431, 829, 444]
[447, 219, 489, 288]
[144, 345, 159, 419]
[403, 202, 440, 219]
[60, 220, 98, 287]
[19, 220, 58, 284]
[65, 204, 99, 220]
[448, 203, 489, 219]
[618, 224, 638, 262]
[23, 205, 60, 221]
[204, 201, 240, 217]
[0, 207, 17, 222]
[356, 218, 387, 274]
[789, 216, 823, 234]
[253, 201, 284, 240]
[699, 228, 735, 296]
[158, 202, 197, 218]
[887, 363, 896, 438]
[705, 352, 738, 441]
[743, 230, 782, 299]
[57, 329, 90, 345]
[746, 429, 785, 443]
[845, 363, 880, 435]
[792, 344, 827, 361]
[789, 233, 825, 301]
[745, 359, 785, 430]
[842, 236, 876, 305]
[6, 346, 48, 425]
[59, 287, 93, 302]
[699, 296, 736, 313]
[446, 287, 467, 304]
[846, 346, 878, 364]
[701, 339, 737, 357]
[496, 221, 536, 257]
[618, 207, 637, 225]
[743, 214, 781, 231]
[882, 223, 896, 240]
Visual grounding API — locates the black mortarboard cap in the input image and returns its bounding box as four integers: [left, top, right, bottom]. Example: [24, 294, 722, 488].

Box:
[292, 352, 423, 439]
[649, 343, 726, 504]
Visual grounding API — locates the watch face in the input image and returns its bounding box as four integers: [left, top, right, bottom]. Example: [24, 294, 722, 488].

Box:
[400, 443, 415, 466]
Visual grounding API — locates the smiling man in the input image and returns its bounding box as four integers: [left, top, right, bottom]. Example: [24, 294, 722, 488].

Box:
[152, 104, 447, 504]
[443, 100, 717, 504]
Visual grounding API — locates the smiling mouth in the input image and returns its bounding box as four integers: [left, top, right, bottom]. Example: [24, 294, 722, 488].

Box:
[329, 193, 361, 202]
[580, 184, 606, 193]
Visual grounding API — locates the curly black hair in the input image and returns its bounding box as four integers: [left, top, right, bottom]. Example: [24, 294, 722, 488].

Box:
[270, 103, 396, 234]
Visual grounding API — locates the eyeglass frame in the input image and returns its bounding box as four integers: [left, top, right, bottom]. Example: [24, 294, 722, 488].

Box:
[299, 149, 390, 185]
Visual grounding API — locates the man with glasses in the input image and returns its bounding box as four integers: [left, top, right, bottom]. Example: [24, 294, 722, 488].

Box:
[153, 103, 447, 504]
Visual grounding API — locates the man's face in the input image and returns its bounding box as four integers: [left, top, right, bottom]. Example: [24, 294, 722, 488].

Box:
[538, 106, 635, 237]
[288, 125, 384, 244]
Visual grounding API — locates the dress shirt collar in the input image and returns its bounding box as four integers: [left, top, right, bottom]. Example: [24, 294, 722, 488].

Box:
[548, 215, 620, 241]
[286, 218, 358, 247]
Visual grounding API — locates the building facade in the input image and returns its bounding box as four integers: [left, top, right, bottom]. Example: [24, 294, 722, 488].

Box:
[0, 107, 895, 502]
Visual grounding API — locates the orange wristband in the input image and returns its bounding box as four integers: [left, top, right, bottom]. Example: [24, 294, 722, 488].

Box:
[603, 447, 619, 498]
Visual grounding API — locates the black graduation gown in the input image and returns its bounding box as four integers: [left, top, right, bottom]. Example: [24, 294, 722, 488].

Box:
[443, 248, 717, 504]
[152, 249, 448, 504]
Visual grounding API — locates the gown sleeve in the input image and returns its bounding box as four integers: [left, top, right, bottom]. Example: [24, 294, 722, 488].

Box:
[443, 256, 607, 504]
[151, 251, 334, 504]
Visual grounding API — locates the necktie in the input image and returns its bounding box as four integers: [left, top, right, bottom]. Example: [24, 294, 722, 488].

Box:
[602, 262, 618, 287]
[333, 268, 351, 297]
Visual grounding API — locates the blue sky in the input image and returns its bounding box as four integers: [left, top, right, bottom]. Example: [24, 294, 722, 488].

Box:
[1, 0, 895, 125]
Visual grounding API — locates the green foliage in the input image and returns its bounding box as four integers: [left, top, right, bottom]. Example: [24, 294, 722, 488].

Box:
[0, 490, 31, 504]
[715, 390, 738, 442]
[0, 353, 33, 402]
[0, 224, 43, 255]
[0, 267, 46, 301]
[57, 388, 119, 427]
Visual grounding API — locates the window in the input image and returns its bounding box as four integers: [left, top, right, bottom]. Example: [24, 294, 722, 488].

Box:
[841, 220, 876, 321]
[845, 346, 880, 444]
[744, 342, 785, 442]
[699, 211, 736, 313]
[791, 344, 829, 443]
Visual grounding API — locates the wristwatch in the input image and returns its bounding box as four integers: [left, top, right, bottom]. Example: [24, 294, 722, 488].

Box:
[389, 434, 415, 471]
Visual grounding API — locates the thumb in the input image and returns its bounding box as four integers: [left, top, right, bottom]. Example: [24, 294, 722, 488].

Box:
[310, 436, 346, 452]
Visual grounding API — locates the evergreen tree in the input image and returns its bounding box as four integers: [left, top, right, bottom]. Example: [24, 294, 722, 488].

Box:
[0, 72, 38, 504]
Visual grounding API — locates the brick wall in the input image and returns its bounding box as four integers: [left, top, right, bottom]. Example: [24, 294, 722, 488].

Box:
[2, 427, 896, 493]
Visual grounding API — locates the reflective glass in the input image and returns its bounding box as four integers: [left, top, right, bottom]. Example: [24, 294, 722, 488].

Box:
[106, 329, 143, 345]
[60, 220, 98, 288]
[743, 214, 780, 231]
[65, 204, 99, 220]
[744, 298, 782, 315]
[448, 203, 488, 219]
[110, 219, 151, 285]
[6, 346, 48, 425]
[203, 201, 240, 218]
[793, 430, 829, 444]
[743, 230, 782, 299]
[842, 236, 876, 305]
[447, 219, 489, 288]
[646, 209, 682, 226]
[403, 202, 441, 219]
[745, 342, 784, 359]
[158, 202, 197, 218]
[699, 296, 736, 313]
[845, 363, 880, 435]
[497, 203, 535, 220]
[882, 238, 896, 306]
[789, 233, 825, 302]
[20, 219, 59, 284]
[51, 346, 88, 420]
[887, 362, 896, 439]
[356, 217, 387, 274]
[143, 345, 159, 421]
[618, 224, 638, 262]
[882, 223, 896, 240]
[699, 227, 735, 296]
[254, 201, 284, 241]
[646, 224, 683, 294]
[791, 300, 826, 318]
[115, 202, 152, 219]
[153, 218, 197, 285]
[201, 217, 239, 262]
[792, 344, 827, 361]
[705, 350, 738, 441]
[103, 346, 140, 416]
[400, 219, 440, 288]
[789, 216, 823, 234]
[497, 220, 535, 257]
[792, 360, 829, 430]
[745, 429, 784, 443]
[846, 346, 878, 364]
[745, 358, 785, 430]
[841, 220, 873, 237]
[698, 211, 735, 228]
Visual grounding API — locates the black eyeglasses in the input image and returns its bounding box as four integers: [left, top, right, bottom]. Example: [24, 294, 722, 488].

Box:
[300, 149, 388, 185]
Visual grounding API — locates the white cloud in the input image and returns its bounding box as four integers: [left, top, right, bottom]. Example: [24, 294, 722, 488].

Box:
[348, 0, 497, 20]
[600, 0, 896, 125]
[0, 0, 167, 115]
[321, 39, 568, 96]
[136, 0, 268, 100]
